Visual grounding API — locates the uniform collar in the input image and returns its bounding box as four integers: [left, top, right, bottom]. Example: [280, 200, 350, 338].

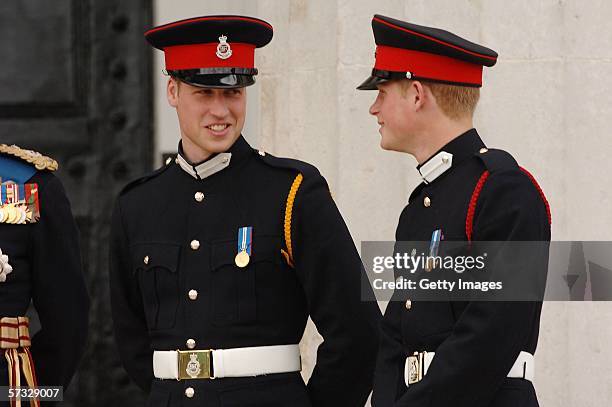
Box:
[176, 135, 252, 180]
[0, 155, 36, 184]
[416, 128, 485, 184]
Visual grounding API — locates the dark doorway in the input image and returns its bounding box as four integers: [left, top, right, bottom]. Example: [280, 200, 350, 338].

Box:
[0, 1, 153, 405]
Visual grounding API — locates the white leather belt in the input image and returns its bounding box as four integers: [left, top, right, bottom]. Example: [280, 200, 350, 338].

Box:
[153, 344, 301, 380]
[405, 350, 534, 387]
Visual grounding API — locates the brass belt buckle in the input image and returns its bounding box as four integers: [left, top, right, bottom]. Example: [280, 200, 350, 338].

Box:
[177, 349, 214, 380]
[407, 351, 427, 385]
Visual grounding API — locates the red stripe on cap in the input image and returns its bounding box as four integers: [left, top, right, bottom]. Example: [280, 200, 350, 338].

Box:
[146, 16, 273, 36]
[164, 42, 255, 70]
[373, 17, 497, 62]
[375, 46, 483, 86]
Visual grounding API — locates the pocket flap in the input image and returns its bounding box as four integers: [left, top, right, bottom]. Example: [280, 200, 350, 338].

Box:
[132, 243, 181, 273]
[211, 235, 281, 271]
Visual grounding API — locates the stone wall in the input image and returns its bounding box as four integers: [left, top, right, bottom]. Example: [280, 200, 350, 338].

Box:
[154, 1, 612, 405]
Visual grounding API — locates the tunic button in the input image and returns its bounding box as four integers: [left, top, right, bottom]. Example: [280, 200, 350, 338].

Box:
[186, 339, 196, 349]
[188, 289, 198, 300]
[423, 197, 431, 207]
[194, 192, 204, 202]
[479, 148, 488, 154]
[143, 256, 149, 265]
[190, 240, 200, 250]
[165, 157, 172, 165]
[405, 299, 412, 310]
[258, 150, 266, 156]
[185, 387, 195, 398]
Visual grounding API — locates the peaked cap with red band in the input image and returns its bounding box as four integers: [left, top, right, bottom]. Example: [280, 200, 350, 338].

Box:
[357, 15, 498, 90]
[145, 15, 273, 88]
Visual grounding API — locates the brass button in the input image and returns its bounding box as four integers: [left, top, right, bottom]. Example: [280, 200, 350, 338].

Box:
[258, 150, 266, 156]
[188, 289, 198, 300]
[143, 256, 149, 265]
[479, 148, 488, 154]
[185, 387, 195, 398]
[194, 192, 204, 202]
[423, 197, 431, 207]
[186, 339, 196, 349]
[190, 240, 200, 250]
[442, 154, 450, 164]
[165, 157, 172, 165]
[405, 299, 412, 310]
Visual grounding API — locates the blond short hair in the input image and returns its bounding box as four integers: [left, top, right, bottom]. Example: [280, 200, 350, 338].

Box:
[401, 80, 480, 120]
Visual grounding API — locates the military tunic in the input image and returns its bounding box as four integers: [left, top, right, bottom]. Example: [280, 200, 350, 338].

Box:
[0, 147, 89, 405]
[109, 136, 381, 407]
[371, 129, 551, 407]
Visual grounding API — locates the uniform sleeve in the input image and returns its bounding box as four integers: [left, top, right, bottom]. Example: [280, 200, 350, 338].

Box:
[371, 300, 411, 407]
[394, 170, 550, 407]
[372, 205, 418, 407]
[291, 173, 382, 407]
[29, 175, 89, 389]
[109, 199, 153, 392]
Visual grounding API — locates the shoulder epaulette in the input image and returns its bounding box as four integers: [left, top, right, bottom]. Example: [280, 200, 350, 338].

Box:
[119, 158, 174, 196]
[0, 144, 58, 172]
[253, 149, 323, 268]
[252, 148, 320, 178]
[474, 148, 519, 173]
[467, 148, 550, 241]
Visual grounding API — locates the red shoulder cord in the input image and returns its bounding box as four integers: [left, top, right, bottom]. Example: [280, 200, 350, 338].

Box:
[465, 167, 551, 242]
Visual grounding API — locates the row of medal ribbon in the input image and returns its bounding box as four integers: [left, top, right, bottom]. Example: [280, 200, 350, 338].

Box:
[0, 183, 40, 224]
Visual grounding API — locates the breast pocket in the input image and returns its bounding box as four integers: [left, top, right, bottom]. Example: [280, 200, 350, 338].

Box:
[210, 235, 281, 325]
[132, 243, 181, 331]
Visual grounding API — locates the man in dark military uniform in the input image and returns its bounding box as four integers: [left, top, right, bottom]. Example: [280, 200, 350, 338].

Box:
[0, 144, 89, 406]
[357, 15, 551, 407]
[109, 15, 381, 407]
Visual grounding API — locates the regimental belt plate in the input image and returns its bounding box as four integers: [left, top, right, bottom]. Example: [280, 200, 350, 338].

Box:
[178, 350, 214, 380]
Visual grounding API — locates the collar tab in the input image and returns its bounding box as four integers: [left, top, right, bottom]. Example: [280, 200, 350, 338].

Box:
[418, 151, 453, 184]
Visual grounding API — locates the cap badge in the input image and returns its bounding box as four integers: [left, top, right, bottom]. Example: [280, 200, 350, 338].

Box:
[216, 35, 233, 60]
[186, 353, 202, 378]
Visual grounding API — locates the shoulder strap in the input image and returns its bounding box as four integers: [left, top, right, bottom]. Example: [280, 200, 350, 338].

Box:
[254, 149, 322, 268]
[119, 160, 173, 196]
[466, 149, 551, 241]
[0, 144, 58, 172]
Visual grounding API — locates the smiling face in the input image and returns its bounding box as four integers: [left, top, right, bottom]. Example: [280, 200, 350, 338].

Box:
[368, 80, 417, 153]
[167, 78, 247, 162]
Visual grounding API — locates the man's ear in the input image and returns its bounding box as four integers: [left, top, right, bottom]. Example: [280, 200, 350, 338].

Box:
[411, 80, 429, 112]
[167, 78, 179, 108]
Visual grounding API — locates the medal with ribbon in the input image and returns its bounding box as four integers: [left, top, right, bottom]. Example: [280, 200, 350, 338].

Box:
[235, 226, 253, 268]
[425, 229, 444, 271]
[0, 182, 40, 224]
